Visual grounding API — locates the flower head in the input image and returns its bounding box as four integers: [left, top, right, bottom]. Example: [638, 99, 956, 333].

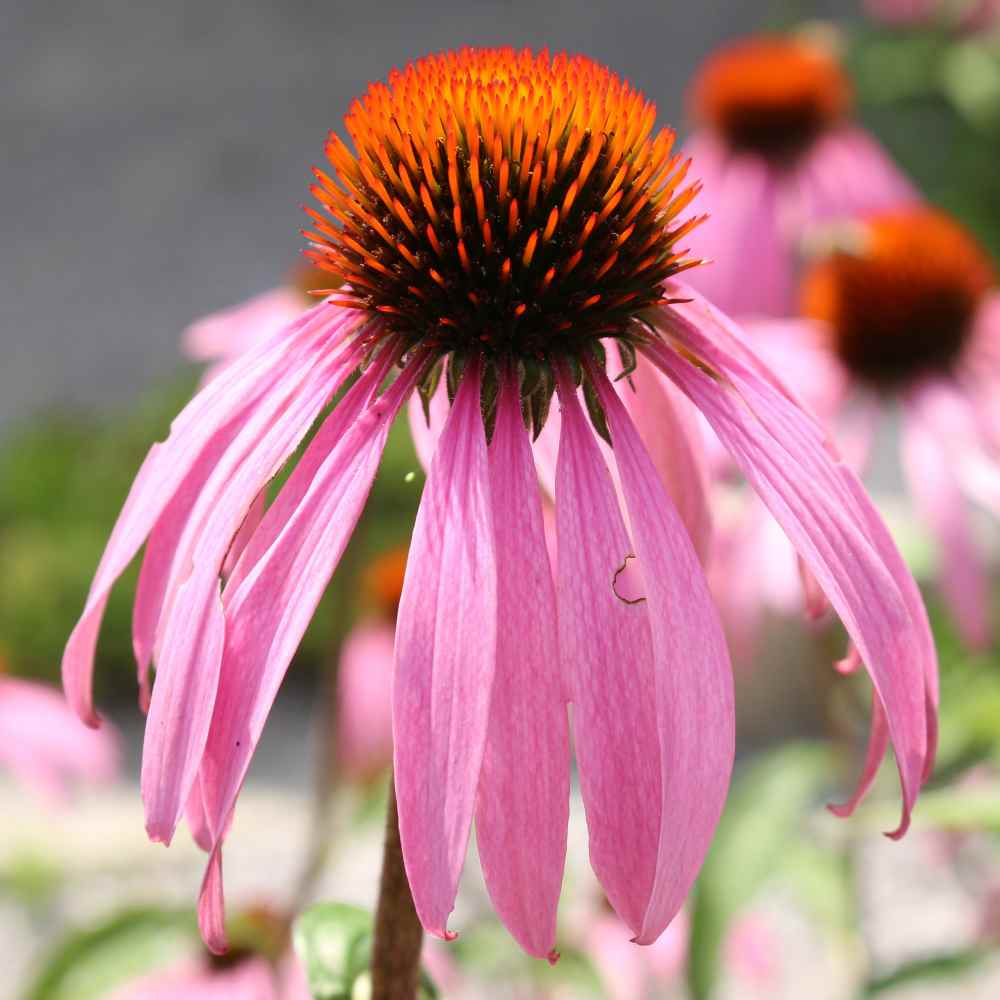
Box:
[63, 46, 936, 962]
[691, 36, 852, 160]
[801, 208, 997, 388]
[788, 205, 1000, 649]
[680, 34, 917, 317]
[306, 47, 700, 397]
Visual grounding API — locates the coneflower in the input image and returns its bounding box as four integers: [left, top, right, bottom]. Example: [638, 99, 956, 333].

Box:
[681, 35, 918, 317]
[63, 46, 935, 961]
[797, 206, 1000, 649]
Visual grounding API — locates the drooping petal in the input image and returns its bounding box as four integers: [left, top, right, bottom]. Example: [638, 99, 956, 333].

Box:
[475, 374, 569, 959]
[828, 691, 889, 818]
[617, 355, 712, 563]
[141, 327, 363, 844]
[182, 287, 307, 366]
[797, 126, 919, 225]
[593, 368, 734, 944]
[62, 305, 352, 726]
[553, 372, 660, 935]
[131, 415, 259, 714]
[649, 297, 931, 834]
[198, 845, 227, 955]
[394, 358, 498, 939]
[406, 369, 451, 473]
[197, 349, 414, 848]
[838, 468, 938, 788]
[903, 402, 990, 650]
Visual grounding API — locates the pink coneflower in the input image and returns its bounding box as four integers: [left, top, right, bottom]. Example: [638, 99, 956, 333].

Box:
[794, 206, 1000, 649]
[63, 47, 935, 961]
[681, 35, 918, 318]
[0, 665, 118, 802]
[335, 548, 405, 782]
[865, 0, 1000, 32]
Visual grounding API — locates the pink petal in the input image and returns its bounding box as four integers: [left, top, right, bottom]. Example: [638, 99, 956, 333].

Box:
[553, 373, 660, 934]
[406, 368, 451, 473]
[650, 296, 932, 834]
[593, 368, 734, 944]
[475, 374, 569, 959]
[62, 305, 349, 726]
[681, 133, 791, 317]
[141, 323, 363, 843]
[903, 394, 990, 650]
[393, 358, 498, 939]
[198, 845, 228, 955]
[798, 126, 919, 221]
[617, 354, 712, 563]
[197, 348, 414, 852]
[829, 691, 889, 818]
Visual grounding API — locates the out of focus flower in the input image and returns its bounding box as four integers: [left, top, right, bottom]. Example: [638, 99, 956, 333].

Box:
[0, 664, 118, 802]
[182, 266, 334, 383]
[107, 956, 292, 1000]
[107, 908, 308, 1000]
[335, 548, 406, 782]
[682, 35, 917, 317]
[724, 914, 781, 991]
[586, 907, 687, 1000]
[63, 46, 935, 962]
[865, 0, 1000, 32]
[796, 207, 1000, 650]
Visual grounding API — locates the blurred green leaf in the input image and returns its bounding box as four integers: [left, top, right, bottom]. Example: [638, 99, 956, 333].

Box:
[292, 903, 438, 1000]
[941, 41, 1000, 132]
[23, 907, 196, 1000]
[687, 743, 832, 1000]
[862, 949, 988, 996]
[294, 903, 371, 1000]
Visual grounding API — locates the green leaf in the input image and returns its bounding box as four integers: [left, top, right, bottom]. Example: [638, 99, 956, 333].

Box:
[294, 904, 372, 1000]
[292, 904, 439, 1000]
[863, 950, 989, 996]
[24, 907, 197, 1000]
[686, 744, 832, 1000]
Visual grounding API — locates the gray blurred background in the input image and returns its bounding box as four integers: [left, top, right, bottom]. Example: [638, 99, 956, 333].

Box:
[1, 0, 846, 434]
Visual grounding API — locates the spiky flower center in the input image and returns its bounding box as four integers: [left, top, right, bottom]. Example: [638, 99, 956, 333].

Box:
[304, 47, 701, 377]
[691, 36, 851, 158]
[801, 209, 996, 388]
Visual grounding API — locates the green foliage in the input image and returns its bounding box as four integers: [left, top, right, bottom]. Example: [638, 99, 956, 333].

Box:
[847, 25, 1000, 260]
[686, 743, 835, 1000]
[862, 949, 989, 996]
[292, 903, 438, 1000]
[23, 907, 196, 1000]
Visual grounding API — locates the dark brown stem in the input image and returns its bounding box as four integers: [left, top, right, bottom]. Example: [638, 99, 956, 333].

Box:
[370, 774, 424, 1000]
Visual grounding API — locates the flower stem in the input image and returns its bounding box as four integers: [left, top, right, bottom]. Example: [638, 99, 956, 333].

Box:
[371, 773, 423, 1000]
